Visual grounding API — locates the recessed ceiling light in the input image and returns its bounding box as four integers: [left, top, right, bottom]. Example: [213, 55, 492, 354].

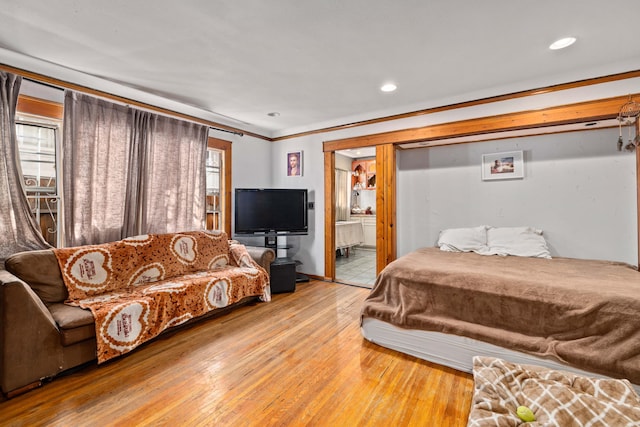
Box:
[380, 83, 397, 92]
[549, 37, 576, 50]
[267, 112, 280, 117]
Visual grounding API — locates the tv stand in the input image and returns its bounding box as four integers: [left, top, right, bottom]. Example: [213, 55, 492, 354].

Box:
[264, 235, 278, 249]
[262, 235, 309, 290]
[296, 273, 309, 283]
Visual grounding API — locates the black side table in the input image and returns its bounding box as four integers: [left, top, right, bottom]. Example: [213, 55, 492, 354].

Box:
[270, 258, 297, 293]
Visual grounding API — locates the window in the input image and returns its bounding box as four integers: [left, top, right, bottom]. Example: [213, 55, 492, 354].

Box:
[15, 120, 61, 247]
[206, 137, 232, 235]
[14, 93, 232, 243]
[206, 148, 222, 231]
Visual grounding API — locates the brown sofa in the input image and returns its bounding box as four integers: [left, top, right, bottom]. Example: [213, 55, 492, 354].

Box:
[0, 237, 274, 398]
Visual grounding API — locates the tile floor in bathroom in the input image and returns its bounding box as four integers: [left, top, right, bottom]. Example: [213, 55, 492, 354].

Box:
[335, 246, 376, 288]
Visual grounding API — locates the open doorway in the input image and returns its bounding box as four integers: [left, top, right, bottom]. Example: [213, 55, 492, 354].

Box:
[334, 148, 376, 287]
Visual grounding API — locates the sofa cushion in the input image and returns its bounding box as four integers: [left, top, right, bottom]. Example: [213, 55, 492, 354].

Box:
[48, 303, 96, 346]
[48, 302, 94, 329]
[5, 249, 68, 303]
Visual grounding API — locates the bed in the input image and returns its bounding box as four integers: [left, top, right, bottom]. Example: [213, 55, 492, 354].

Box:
[335, 220, 364, 257]
[360, 246, 640, 391]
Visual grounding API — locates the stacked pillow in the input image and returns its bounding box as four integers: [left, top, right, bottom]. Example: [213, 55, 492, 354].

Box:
[437, 226, 551, 258]
[437, 225, 489, 253]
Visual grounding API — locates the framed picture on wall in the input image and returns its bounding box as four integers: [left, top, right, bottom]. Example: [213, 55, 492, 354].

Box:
[481, 150, 524, 181]
[287, 151, 303, 177]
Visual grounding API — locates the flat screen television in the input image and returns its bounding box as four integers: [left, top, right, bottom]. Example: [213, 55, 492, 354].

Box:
[234, 188, 308, 235]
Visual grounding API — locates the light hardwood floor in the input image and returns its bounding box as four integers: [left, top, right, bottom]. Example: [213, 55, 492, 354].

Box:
[0, 280, 473, 426]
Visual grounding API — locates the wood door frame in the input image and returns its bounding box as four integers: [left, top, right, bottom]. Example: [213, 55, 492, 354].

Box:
[324, 92, 640, 280]
[207, 137, 232, 235]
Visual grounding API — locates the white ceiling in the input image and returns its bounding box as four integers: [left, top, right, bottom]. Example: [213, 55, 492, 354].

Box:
[1, 0, 640, 139]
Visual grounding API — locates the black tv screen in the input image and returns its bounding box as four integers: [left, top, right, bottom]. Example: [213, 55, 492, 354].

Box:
[235, 188, 308, 235]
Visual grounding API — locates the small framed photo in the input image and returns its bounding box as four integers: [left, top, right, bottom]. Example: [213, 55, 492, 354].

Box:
[482, 150, 524, 181]
[287, 151, 303, 177]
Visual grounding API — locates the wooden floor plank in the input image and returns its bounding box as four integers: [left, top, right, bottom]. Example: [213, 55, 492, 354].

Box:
[0, 281, 473, 426]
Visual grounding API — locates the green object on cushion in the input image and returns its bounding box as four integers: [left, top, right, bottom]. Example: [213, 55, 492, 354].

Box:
[516, 406, 536, 422]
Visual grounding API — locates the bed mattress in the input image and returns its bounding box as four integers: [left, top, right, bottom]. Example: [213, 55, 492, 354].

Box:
[361, 247, 640, 385]
[361, 317, 640, 393]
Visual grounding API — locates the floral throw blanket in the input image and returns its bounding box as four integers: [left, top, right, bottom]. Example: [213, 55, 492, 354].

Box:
[53, 231, 270, 363]
[467, 357, 640, 427]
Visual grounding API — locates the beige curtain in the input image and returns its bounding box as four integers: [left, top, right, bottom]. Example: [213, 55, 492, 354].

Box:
[0, 72, 50, 264]
[63, 91, 135, 246]
[335, 168, 349, 221]
[137, 111, 208, 234]
[63, 91, 208, 245]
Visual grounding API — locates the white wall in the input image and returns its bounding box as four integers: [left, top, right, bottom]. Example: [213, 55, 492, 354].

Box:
[226, 132, 273, 249]
[336, 153, 352, 171]
[358, 190, 376, 214]
[269, 134, 327, 272]
[228, 133, 272, 189]
[397, 127, 638, 265]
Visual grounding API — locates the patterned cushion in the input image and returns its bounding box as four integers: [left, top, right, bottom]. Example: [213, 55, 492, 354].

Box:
[468, 356, 640, 427]
[53, 231, 230, 300]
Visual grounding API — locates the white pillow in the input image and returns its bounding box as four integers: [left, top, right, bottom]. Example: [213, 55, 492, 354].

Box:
[486, 226, 551, 259]
[437, 226, 488, 253]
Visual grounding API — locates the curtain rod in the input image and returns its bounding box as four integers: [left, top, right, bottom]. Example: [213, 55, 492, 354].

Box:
[24, 77, 63, 92]
[210, 126, 243, 137]
[22, 77, 246, 139]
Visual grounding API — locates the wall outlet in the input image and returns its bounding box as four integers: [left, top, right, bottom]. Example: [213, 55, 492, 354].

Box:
[308, 202, 315, 210]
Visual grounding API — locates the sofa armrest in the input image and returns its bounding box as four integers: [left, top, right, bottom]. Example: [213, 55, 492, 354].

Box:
[0, 270, 65, 395]
[244, 246, 276, 276]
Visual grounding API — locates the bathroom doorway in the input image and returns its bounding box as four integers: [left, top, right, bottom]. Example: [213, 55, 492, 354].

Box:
[334, 148, 376, 288]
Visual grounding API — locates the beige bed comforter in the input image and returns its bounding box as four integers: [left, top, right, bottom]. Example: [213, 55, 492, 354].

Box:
[361, 248, 640, 385]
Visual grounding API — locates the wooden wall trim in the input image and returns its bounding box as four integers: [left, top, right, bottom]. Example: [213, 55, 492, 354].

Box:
[375, 144, 396, 272]
[17, 94, 63, 119]
[223, 147, 232, 234]
[324, 151, 336, 281]
[207, 137, 232, 151]
[7, 62, 638, 144]
[207, 137, 232, 235]
[637, 119, 640, 270]
[324, 93, 640, 151]
[278, 70, 640, 142]
[2, 63, 269, 141]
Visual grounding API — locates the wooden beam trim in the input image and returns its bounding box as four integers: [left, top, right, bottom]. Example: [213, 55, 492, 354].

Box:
[6, 62, 638, 144]
[324, 151, 336, 281]
[375, 144, 397, 274]
[17, 94, 64, 120]
[324, 93, 640, 151]
[279, 70, 640, 142]
[2, 63, 270, 141]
